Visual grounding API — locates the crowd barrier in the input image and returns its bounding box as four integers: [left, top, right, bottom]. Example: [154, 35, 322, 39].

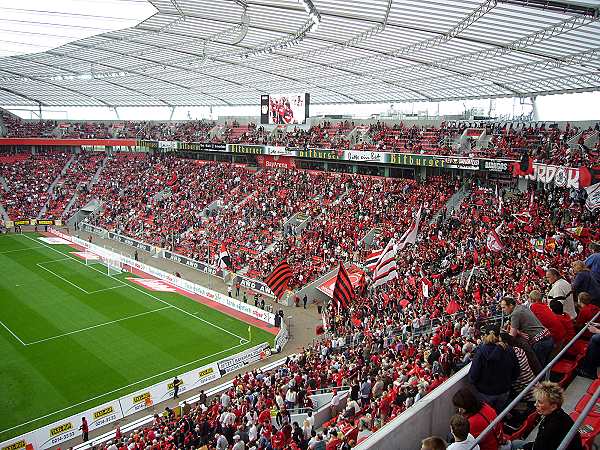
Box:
[0, 230, 284, 450]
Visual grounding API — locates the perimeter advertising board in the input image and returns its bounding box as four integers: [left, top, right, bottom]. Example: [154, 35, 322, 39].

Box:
[163, 250, 223, 278]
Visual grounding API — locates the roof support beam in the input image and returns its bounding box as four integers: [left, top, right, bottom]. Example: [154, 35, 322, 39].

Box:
[0, 68, 112, 107]
[11, 53, 173, 107]
[0, 87, 48, 106]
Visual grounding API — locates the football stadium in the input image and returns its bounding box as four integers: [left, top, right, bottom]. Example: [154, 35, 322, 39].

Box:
[0, 1, 599, 450]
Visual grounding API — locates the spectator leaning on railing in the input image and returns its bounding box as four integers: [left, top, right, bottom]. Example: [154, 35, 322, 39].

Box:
[499, 297, 555, 368]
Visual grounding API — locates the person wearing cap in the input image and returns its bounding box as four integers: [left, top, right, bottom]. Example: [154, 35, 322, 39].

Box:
[232, 434, 245, 450]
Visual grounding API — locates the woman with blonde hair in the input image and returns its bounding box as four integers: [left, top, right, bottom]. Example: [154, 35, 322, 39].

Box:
[511, 381, 582, 450]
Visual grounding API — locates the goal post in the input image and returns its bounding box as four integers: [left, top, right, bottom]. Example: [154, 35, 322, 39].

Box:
[103, 256, 123, 276]
[84, 253, 100, 266]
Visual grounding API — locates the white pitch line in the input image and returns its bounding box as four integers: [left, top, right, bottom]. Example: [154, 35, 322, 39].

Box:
[0, 245, 46, 255]
[22, 234, 249, 343]
[36, 262, 91, 294]
[86, 285, 127, 294]
[25, 305, 173, 346]
[0, 341, 247, 435]
[0, 318, 27, 346]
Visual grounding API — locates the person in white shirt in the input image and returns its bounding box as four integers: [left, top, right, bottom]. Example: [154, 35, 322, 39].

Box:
[232, 434, 245, 450]
[546, 268, 576, 319]
[285, 387, 298, 409]
[220, 391, 231, 408]
[248, 422, 258, 443]
[447, 414, 480, 450]
[215, 433, 229, 450]
[330, 389, 341, 417]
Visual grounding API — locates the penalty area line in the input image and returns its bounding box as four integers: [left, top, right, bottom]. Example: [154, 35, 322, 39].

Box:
[21, 234, 248, 342]
[0, 341, 248, 436]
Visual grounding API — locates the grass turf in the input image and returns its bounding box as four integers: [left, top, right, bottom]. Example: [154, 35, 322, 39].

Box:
[0, 233, 274, 441]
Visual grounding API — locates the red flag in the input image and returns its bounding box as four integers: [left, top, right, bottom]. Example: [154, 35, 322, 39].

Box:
[445, 300, 460, 314]
[332, 262, 354, 309]
[264, 260, 293, 299]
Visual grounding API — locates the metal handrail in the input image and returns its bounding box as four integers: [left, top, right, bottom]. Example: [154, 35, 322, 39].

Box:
[557, 384, 600, 450]
[469, 310, 600, 449]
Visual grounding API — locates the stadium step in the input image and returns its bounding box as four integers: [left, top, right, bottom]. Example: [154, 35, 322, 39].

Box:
[0, 203, 8, 222]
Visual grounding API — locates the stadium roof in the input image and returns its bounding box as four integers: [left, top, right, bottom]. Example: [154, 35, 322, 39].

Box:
[0, 0, 599, 107]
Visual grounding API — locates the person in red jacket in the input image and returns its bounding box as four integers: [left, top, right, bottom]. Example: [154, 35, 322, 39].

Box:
[529, 290, 566, 347]
[452, 387, 504, 450]
[575, 292, 600, 331]
[79, 417, 89, 442]
[549, 300, 576, 343]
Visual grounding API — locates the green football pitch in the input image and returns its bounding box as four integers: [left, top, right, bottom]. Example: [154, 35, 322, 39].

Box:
[0, 233, 274, 442]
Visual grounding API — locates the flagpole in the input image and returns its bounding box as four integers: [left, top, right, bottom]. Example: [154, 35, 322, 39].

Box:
[466, 264, 477, 291]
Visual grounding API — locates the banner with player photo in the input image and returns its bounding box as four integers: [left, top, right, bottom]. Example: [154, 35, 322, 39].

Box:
[262, 93, 309, 125]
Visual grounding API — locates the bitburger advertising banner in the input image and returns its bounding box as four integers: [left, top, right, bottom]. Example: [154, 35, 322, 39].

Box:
[227, 144, 265, 154]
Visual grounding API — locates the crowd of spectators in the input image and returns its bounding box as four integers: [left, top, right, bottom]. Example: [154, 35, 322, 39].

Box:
[63, 165, 598, 450]
[45, 152, 105, 219]
[0, 151, 69, 220]
[4, 110, 597, 165]
[0, 137, 599, 448]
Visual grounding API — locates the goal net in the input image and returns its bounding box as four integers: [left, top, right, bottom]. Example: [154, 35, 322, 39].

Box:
[102, 256, 123, 276]
[85, 252, 123, 276]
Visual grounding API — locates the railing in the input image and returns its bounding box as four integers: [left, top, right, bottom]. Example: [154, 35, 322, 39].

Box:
[558, 385, 600, 450]
[469, 310, 600, 449]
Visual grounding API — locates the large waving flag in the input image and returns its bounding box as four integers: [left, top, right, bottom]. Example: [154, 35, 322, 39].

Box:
[585, 183, 600, 212]
[486, 223, 505, 253]
[372, 239, 398, 287]
[398, 206, 423, 249]
[364, 248, 383, 272]
[332, 262, 354, 309]
[217, 243, 234, 271]
[265, 260, 293, 299]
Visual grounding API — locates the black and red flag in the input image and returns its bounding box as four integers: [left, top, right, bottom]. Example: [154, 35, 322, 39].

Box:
[512, 151, 534, 176]
[332, 262, 354, 309]
[264, 260, 293, 299]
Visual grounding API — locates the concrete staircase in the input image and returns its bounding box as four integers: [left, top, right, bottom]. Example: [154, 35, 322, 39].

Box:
[283, 210, 312, 235]
[430, 185, 470, 225]
[0, 175, 9, 192]
[0, 204, 9, 222]
[37, 154, 77, 219]
[87, 154, 110, 189]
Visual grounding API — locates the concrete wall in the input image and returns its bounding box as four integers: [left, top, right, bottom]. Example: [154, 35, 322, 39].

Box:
[354, 366, 470, 450]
